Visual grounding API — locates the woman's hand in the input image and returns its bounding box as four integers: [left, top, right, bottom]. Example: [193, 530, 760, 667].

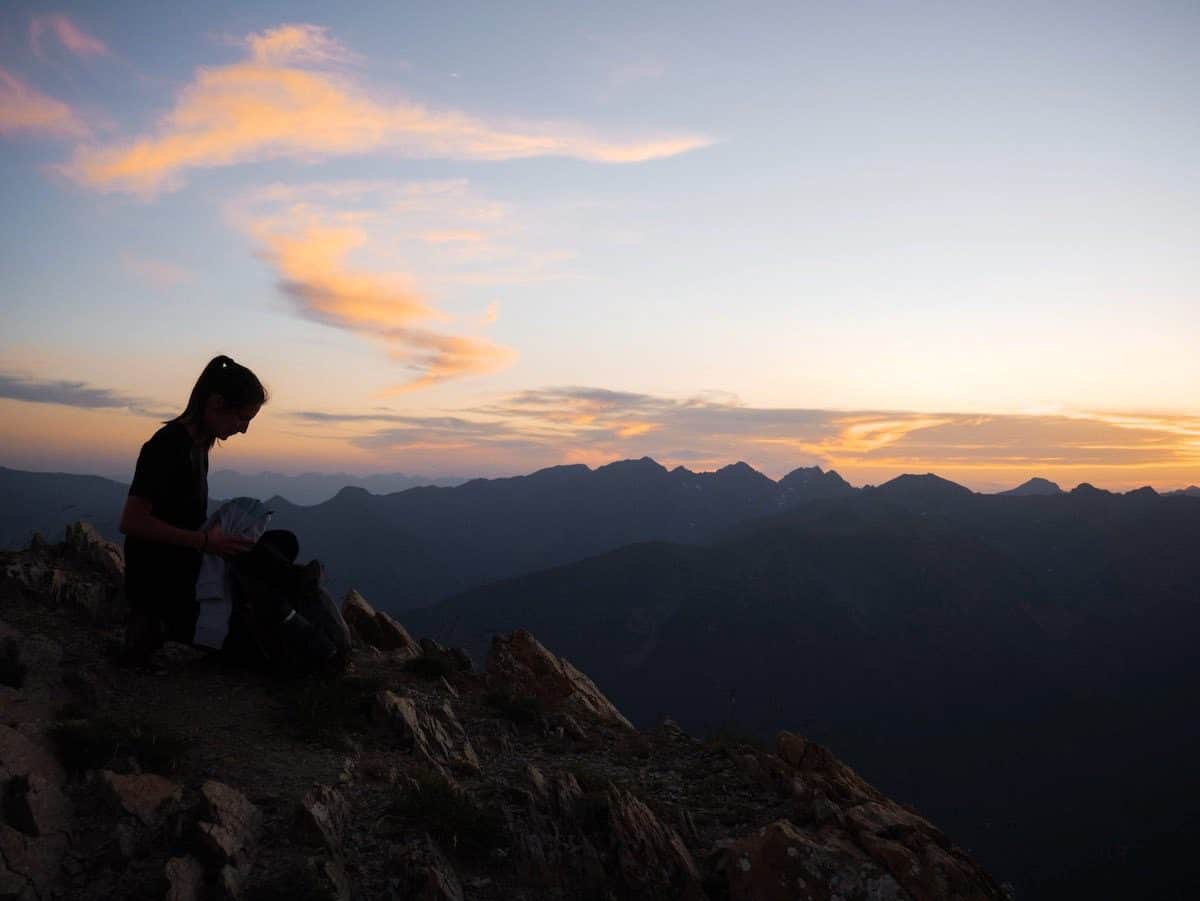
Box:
[204, 525, 255, 558]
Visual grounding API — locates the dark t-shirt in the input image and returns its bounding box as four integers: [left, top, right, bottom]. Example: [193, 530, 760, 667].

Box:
[124, 421, 209, 609]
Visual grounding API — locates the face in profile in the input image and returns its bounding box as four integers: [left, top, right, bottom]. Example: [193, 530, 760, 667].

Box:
[206, 396, 261, 440]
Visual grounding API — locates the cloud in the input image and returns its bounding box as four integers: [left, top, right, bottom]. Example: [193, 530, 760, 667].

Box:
[0, 371, 166, 417]
[121, 254, 195, 288]
[244, 24, 349, 65]
[30, 14, 109, 58]
[62, 22, 711, 196]
[0, 68, 87, 137]
[239, 180, 520, 390]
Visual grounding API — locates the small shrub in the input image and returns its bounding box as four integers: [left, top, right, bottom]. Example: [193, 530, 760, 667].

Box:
[388, 768, 505, 857]
[0, 638, 26, 689]
[48, 716, 187, 775]
[404, 654, 456, 680]
[483, 688, 544, 726]
[279, 673, 386, 747]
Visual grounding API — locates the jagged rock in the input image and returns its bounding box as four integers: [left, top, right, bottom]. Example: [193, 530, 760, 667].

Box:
[99, 770, 182, 827]
[417, 638, 472, 672]
[341, 590, 420, 656]
[371, 690, 480, 773]
[388, 834, 463, 900]
[722, 819, 904, 901]
[165, 855, 206, 901]
[194, 779, 261, 893]
[293, 785, 349, 856]
[607, 787, 706, 899]
[63, 522, 124, 582]
[487, 630, 633, 729]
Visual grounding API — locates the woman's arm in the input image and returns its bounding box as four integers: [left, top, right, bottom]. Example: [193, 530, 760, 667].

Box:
[120, 496, 256, 557]
[120, 495, 205, 549]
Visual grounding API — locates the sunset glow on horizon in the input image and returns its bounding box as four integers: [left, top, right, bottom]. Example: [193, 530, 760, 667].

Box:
[2, 3, 1198, 493]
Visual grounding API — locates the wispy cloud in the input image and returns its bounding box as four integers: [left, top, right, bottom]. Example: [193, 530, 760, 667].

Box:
[29, 14, 109, 59]
[61, 22, 710, 196]
[0, 68, 87, 137]
[0, 371, 166, 418]
[237, 179, 520, 390]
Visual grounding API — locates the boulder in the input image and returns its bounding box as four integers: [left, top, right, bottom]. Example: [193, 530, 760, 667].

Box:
[194, 779, 261, 889]
[1, 725, 70, 841]
[487, 630, 633, 729]
[99, 770, 182, 827]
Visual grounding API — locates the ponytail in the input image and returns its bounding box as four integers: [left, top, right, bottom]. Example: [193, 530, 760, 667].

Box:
[170, 355, 268, 448]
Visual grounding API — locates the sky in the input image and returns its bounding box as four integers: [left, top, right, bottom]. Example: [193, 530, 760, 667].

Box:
[1, 1, 1198, 492]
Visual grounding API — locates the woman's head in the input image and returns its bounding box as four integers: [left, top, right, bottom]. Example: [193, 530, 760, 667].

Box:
[172, 355, 267, 447]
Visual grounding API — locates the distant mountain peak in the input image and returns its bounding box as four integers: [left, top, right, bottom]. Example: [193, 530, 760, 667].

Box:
[999, 477, 1063, 497]
[777, 466, 855, 501]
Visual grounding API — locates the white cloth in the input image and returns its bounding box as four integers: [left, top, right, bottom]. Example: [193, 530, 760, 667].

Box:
[194, 497, 272, 648]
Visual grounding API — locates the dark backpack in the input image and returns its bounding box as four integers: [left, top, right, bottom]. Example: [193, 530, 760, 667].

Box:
[224, 530, 351, 675]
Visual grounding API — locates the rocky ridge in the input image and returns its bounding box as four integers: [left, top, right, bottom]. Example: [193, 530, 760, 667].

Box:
[0, 525, 1009, 899]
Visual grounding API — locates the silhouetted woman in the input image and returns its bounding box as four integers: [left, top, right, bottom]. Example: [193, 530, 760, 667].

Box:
[119, 355, 267, 660]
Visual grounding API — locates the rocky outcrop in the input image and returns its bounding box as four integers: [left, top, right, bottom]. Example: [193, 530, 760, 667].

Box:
[721, 819, 905, 900]
[342, 589, 421, 657]
[487, 629, 633, 729]
[372, 690, 481, 774]
[2, 524, 126, 623]
[717, 732, 1008, 900]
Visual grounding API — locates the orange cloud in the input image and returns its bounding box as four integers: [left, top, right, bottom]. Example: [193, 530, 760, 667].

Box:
[61, 23, 710, 195]
[0, 68, 86, 137]
[381, 329, 517, 393]
[30, 14, 109, 58]
[261, 223, 432, 329]
[246, 189, 516, 390]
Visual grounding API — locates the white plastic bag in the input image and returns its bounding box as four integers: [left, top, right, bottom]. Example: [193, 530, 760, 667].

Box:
[194, 497, 272, 648]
